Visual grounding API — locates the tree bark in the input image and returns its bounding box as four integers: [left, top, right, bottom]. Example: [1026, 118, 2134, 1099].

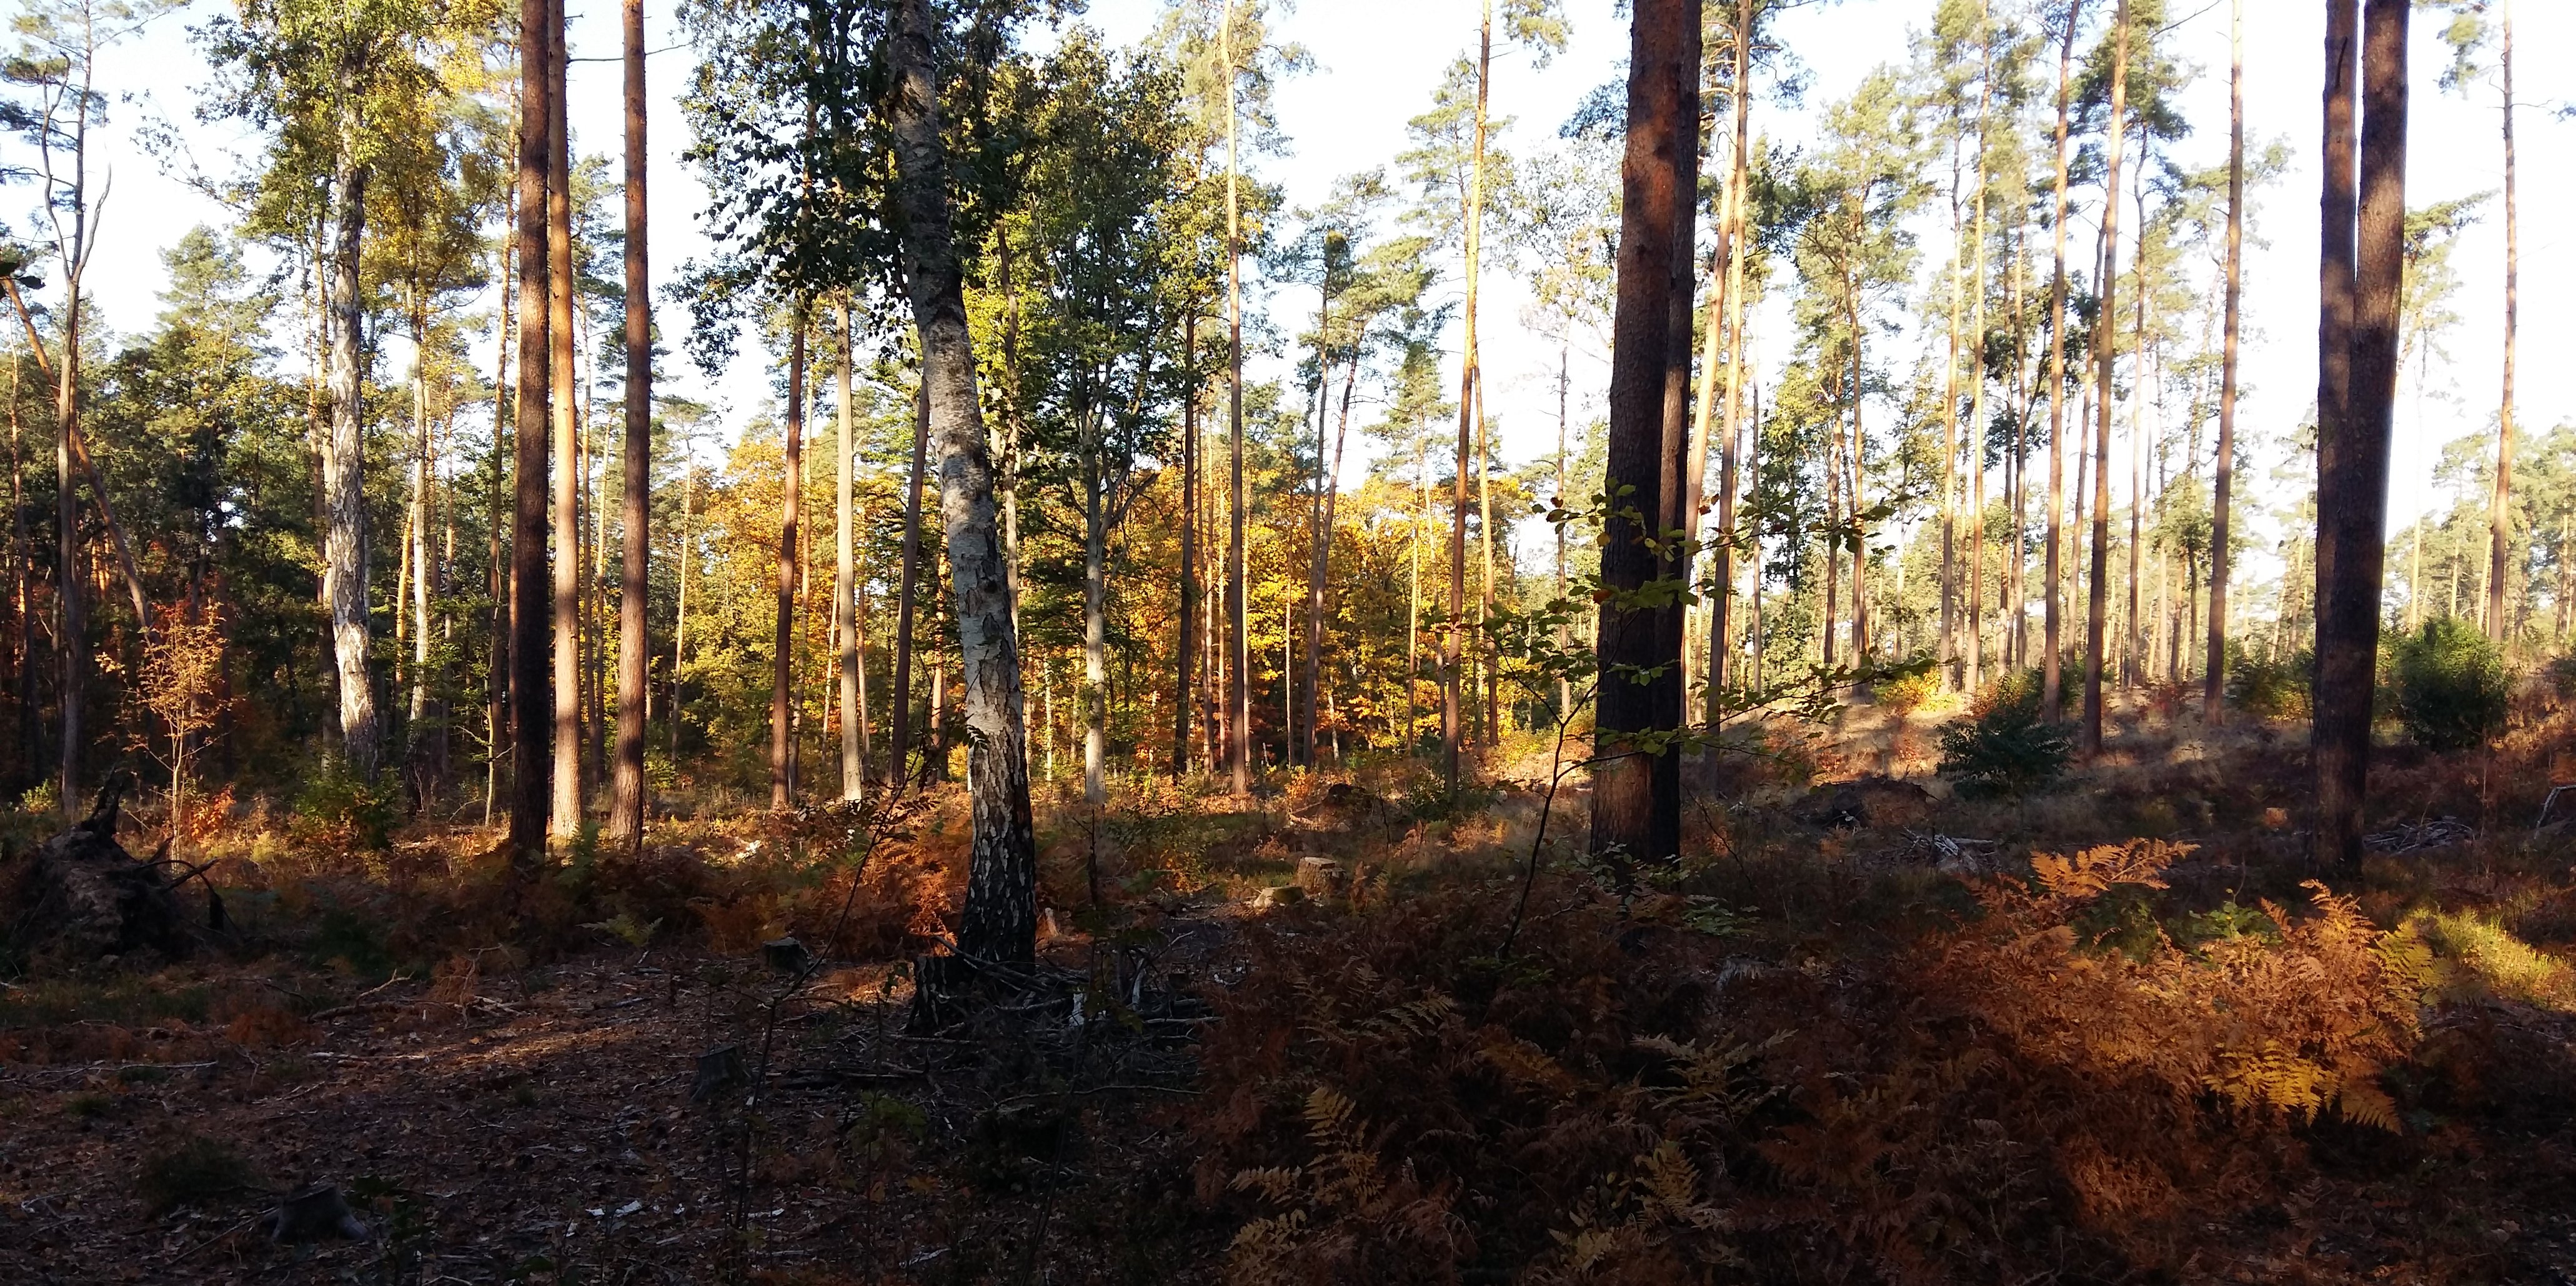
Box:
[1174, 311, 1197, 774]
[547, 0, 583, 837]
[2316, 0, 2406, 869]
[1593, 0, 1698, 870]
[1222, 7, 1251, 799]
[509, 0, 554, 864]
[835, 303, 862, 802]
[2083, 0, 2129, 756]
[2042, 0, 2081, 717]
[772, 321, 806, 809]
[887, 0, 1038, 970]
[609, 0, 653, 842]
[891, 379, 927, 792]
[2206, 0, 2244, 722]
[2485, 0, 2515, 643]
[324, 152, 378, 774]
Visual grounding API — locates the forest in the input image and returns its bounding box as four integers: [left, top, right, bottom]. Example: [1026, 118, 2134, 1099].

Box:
[3, 0, 2574, 1280]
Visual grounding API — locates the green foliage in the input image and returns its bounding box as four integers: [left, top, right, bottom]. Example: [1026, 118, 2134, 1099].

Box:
[1937, 669, 2071, 797]
[2389, 618, 2510, 751]
[137, 1134, 261, 1215]
[291, 757, 399, 853]
[1874, 660, 1941, 719]
[2225, 644, 2312, 720]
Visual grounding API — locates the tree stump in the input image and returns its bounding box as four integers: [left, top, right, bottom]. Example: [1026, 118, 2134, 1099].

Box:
[2, 774, 196, 962]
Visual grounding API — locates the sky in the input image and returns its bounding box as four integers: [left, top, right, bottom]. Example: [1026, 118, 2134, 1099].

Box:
[39, 0, 2576, 584]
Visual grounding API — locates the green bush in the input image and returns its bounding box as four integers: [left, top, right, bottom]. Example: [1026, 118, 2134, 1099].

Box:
[1937, 668, 2072, 797]
[1874, 660, 1941, 719]
[291, 756, 399, 852]
[2223, 643, 2311, 720]
[2389, 617, 2510, 751]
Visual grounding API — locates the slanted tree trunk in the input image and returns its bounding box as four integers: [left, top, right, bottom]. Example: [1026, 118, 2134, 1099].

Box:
[2316, 0, 2407, 869]
[508, 0, 554, 864]
[2084, 0, 2130, 756]
[609, 0, 652, 843]
[547, 0, 584, 837]
[2042, 0, 2082, 717]
[1594, 0, 1698, 870]
[324, 150, 378, 774]
[2206, 0, 2244, 722]
[887, 0, 1038, 970]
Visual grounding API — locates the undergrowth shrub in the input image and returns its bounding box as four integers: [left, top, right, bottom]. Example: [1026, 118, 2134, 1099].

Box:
[1872, 661, 1940, 719]
[2224, 643, 2312, 720]
[2389, 618, 2510, 752]
[1193, 841, 2427, 1282]
[289, 757, 399, 854]
[1937, 667, 2071, 797]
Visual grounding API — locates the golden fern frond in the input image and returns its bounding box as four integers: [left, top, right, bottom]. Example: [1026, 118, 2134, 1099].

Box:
[2032, 840, 2187, 900]
[2337, 1079, 2403, 1133]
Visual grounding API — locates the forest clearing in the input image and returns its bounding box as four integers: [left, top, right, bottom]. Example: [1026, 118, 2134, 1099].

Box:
[2, 0, 2575, 1280]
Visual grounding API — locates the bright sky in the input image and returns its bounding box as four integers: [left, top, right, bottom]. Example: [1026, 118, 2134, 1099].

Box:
[49, 0, 2576, 577]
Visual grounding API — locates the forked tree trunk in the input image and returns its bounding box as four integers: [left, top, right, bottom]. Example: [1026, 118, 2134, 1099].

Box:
[1593, 0, 1698, 870]
[2315, 0, 2407, 869]
[887, 0, 1038, 970]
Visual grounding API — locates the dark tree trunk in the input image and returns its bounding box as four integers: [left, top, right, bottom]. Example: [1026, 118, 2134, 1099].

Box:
[2315, 0, 2406, 869]
[1174, 311, 1196, 775]
[772, 322, 805, 809]
[887, 0, 1037, 970]
[2206, 0, 2244, 722]
[2083, 0, 2129, 757]
[1593, 0, 1699, 870]
[508, 0, 555, 865]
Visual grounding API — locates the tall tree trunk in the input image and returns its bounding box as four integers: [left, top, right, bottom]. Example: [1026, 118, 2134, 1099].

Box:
[487, 235, 510, 826]
[1300, 274, 1332, 768]
[52, 262, 81, 819]
[1703, 0, 1754, 727]
[547, 0, 583, 835]
[2317, 0, 2407, 869]
[1966, 16, 1994, 693]
[609, 0, 653, 842]
[771, 321, 806, 809]
[892, 381, 927, 791]
[1594, 0, 1698, 870]
[2206, 0, 2244, 722]
[2485, 0, 2516, 643]
[407, 290, 434, 779]
[1308, 353, 1358, 765]
[2124, 164, 2150, 690]
[1939, 139, 1965, 686]
[2042, 0, 2082, 716]
[1174, 310, 1197, 774]
[1083, 451, 1108, 806]
[509, 0, 553, 861]
[325, 149, 377, 775]
[2084, 0, 2130, 755]
[835, 303, 862, 801]
[2309, 0, 2362, 860]
[887, 0, 1038, 970]
[1222, 6, 1251, 799]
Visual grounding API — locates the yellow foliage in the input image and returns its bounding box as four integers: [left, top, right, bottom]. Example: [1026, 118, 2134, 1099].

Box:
[2410, 909, 2576, 1010]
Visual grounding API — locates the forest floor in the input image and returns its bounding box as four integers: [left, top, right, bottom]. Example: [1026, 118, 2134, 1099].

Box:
[7, 693, 2576, 1284]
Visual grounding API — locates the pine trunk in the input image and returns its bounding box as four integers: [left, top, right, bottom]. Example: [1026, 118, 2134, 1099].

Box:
[609, 0, 653, 842]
